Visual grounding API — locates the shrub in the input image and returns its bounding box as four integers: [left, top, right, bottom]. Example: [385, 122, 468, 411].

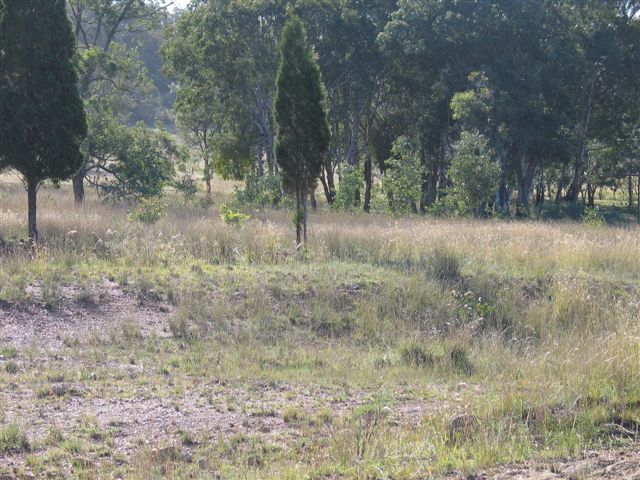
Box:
[220, 204, 249, 226]
[384, 136, 422, 214]
[129, 197, 166, 225]
[584, 206, 606, 226]
[235, 174, 285, 207]
[334, 165, 362, 210]
[426, 247, 461, 283]
[450, 345, 474, 375]
[0, 425, 31, 454]
[399, 341, 435, 367]
[173, 174, 198, 202]
[447, 131, 500, 216]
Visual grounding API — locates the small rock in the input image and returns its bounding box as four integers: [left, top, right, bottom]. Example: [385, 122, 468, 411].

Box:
[151, 446, 181, 463]
[52, 384, 68, 397]
[447, 414, 480, 445]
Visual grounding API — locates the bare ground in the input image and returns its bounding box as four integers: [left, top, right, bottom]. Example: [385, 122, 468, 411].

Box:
[1, 286, 639, 478]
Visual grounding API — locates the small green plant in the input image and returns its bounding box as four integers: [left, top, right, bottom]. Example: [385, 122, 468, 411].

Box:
[583, 206, 606, 226]
[129, 197, 167, 225]
[384, 136, 422, 214]
[426, 247, 461, 283]
[399, 341, 435, 367]
[235, 174, 285, 207]
[450, 344, 474, 375]
[334, 165, 362, 210]
[220, 204, 249, 226]
[4, 361, 18, 374]
[173, 174, 199, 202]
[0, 425, 31, 454]
[447, 131, 500, 216]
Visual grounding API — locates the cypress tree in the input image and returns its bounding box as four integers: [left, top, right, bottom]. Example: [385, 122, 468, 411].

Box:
[274, 16, 330, 245]
[0, 0, 87, 241]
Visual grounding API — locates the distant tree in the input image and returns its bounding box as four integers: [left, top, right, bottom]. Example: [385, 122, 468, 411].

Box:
[448, 131, 500, 216]
[0, 0, 87, 240]
[274, 17, 330, 245]
[67, 0, 167, 204]
[384, 136, 422, 214]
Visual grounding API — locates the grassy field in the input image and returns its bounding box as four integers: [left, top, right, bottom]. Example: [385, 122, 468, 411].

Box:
[1, 180, 640, 479]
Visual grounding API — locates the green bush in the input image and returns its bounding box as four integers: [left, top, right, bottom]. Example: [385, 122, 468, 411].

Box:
[447, 131, 500, 216]
[584, 206, 606, 226]
[384, 136, 422, 214]
[235, 174, 285, 207]
[129, 197, 167, 225]
[334, 165, 362, 210]
[173, 174, 198, 202]
[220, 204, 250, 226]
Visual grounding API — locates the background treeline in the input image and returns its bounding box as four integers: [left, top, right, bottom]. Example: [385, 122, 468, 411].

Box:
[162, 0, 640, 217]
[5, 0, 640, 219]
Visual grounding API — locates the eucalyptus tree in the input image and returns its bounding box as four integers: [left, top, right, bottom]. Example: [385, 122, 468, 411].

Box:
[67, 0, 168, 204]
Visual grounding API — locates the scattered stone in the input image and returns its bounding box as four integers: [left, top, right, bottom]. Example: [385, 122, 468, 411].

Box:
[151, 446, 181, 463]
[447, 414, 480, 445]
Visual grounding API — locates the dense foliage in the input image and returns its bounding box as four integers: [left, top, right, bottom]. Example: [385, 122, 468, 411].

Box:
[274, 16, 330, 243]
[0, 0, 87, 239]
[163, 0, 640, 218]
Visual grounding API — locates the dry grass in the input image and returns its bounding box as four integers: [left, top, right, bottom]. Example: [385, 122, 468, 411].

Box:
[1, 180, 640, 478]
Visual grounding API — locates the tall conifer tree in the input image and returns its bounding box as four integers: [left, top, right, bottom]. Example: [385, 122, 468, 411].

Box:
[274, 16, 330, 245]
[0, 0, 87, 240]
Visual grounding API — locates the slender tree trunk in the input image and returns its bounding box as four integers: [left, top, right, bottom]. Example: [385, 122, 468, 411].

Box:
[555, 162, 567, 203]
[323, 160, 336, 204]
[637, 172, 640, 223]
[302, 191, 308, 244]
[516, 154, 534, 216]
[257, 144, 264, 177]
[320, 171, 332, 205]
[204, 156, 212, 199]
[363, 153, 372, 213]
[295, 190, 302, 246]
[565, 63, 599, 203]
[73, 169, 85, 205]
[496, 147, 509, 213]
[27, 178, 38, 241]
[435, 122, 449, 202]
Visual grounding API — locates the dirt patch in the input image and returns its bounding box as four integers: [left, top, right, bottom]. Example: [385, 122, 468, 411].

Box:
[459, 446, 640, 479]
[0, 281, 172, 351]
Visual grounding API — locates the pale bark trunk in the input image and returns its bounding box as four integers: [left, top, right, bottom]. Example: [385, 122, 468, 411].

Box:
[27, 178, 38, 241]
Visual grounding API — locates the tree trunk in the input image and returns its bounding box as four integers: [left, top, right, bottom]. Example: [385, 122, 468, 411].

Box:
[322, 161, 336, 204]
[435, 122, 449, 202]
[586, 181, 595, 207]
[320, 171, 332, 205]
[257, 144, 264, 177]
[204, 156, 212, 199]
[628, 174, 633, 208]
[363, 153, 372, 213]
[73, 170, 85, 205]
[27, 178, 38, 241]
[555, 162, 567, 203]
[516, 154, 534, 216]
[565, 63, 599, 203]
[302, 191, 308, 244]
[295, 190, 302, 246]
